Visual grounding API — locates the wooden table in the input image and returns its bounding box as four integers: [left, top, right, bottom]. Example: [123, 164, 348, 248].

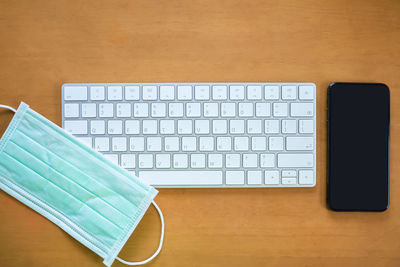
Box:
[1, 1, 399, 266]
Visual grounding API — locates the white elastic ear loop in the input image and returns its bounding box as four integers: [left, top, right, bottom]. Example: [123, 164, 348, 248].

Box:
[116, 201, 165, 265]
[0, 105, 17, 113]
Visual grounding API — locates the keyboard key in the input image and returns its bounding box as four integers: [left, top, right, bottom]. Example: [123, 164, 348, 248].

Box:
[160, 85, 175, 100]
[273, 103, 288, 117]
[82, 103, 97, 118]
[64, 86, 87, 100]
[147, 137, 162, 151]
[229, 85, 245, 100]
[247, 120, 262, 134]
[90, 120, 105, 135]
[212, 85, 227, 100]
[221, 103, 236, 117]
[247, 85, 262, 100]
[142, 86, 157, 100]
[125, 120, 140, 134]
[203, 103, 219, 117]
[226, 154, 240, 168]
[108, 86, 123, 100]
[299, 85, 314, 100]
[195, 120, 210, 134]
[282, 85, 297, 100]
[64, 120, 87, 134]
[134, 103, 149, 118]
[286, 137, 313, 151]
[265, 120, 279, 134]
[90, 86, 105, 100]
[290, 103, 313, 117]
[129, 137, 145, 151]
[199, 137, 214, 151]
[160, 120, 175, 134]
[238, 103, 253, 117]
[116, 103, 131, 117]
[121, 154, 135, 168]
[247, 171, 262, 185]
[156, 154, 171, 168]
[99, 103, 114, 117]
[164, 137, 179, 151]
[264, 85, 279, 100]
[234, 137, 249, 151]
[191, 154, 206, 168]
[64, 104, 79, 118]
[186, 103, 201, 117]
[178, 120, 193, 134]
[142, 120, 158, 134]
[212, 120, 228, 134]
[265, 171, 280, 185]
[299, 120, 314, 133]
[282, 178, 297, 185]
[173, 154, 188, 168]
[94, 137, 109, 151]
[140, 171, 223, 185]
[251, 136, 267, 151]
[226, 171, 245, 185]
[243, 153, 257, 168]
[269, 137, 284, 151]
[182, 137, 196, 151]
[112, 137, 127, 151]
[217, 137, 231, 151]
[169, 103, 184, 117]
[299, 170, 314, 185]
[177, 85, 192, 100]
[282, 120, 297, 134]
[282, 170, 297, 177]
[277, 154, 313, 168]
[125, 86, 140, 100]
[138, 154, 153, 168]
[260, 154, 275, 167]
[208, 154, 223, 168]
[230, 120, 245, 134]
[255, 103, 271, 117]
[108, 120, 123, 134]
[195, 85, 210, 100]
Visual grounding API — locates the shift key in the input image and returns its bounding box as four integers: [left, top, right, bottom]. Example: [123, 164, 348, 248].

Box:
[278, 154, 313, 168]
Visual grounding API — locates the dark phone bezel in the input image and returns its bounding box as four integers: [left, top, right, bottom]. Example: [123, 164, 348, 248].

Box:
[327, 82, 390, 212]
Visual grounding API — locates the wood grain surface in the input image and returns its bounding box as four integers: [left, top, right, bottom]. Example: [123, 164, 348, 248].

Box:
[1, 0, 400, 266]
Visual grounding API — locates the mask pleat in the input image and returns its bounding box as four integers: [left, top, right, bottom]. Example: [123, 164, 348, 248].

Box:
[0, 151, 122, 249]
[7, 139, 132, 230]
[13, 129, 137, 221]
[21, 110, 151, 206]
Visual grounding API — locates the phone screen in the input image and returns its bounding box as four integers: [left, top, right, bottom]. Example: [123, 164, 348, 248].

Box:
[327, 83, 390, 211]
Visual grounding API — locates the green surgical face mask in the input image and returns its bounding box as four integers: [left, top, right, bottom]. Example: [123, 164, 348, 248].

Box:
[0, 102, 164, 266]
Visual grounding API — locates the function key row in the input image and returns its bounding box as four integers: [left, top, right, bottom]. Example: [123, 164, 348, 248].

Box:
[64, 84, 315, 101]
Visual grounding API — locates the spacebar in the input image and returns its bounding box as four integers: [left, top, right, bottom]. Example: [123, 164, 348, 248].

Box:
[139, 171, 223, 185]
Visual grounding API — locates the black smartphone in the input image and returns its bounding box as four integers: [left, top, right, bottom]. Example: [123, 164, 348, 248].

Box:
[327, 82, 390, 211]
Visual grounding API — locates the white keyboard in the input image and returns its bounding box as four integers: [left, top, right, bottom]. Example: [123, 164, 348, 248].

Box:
[61, 83, 316, 188]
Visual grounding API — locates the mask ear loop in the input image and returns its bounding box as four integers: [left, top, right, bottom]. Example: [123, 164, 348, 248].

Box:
[0, 105, 17, 113]
[116, 201, 165, 265]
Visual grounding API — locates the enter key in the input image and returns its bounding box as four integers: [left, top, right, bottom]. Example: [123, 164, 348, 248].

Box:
[286, 137, 314, 150]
